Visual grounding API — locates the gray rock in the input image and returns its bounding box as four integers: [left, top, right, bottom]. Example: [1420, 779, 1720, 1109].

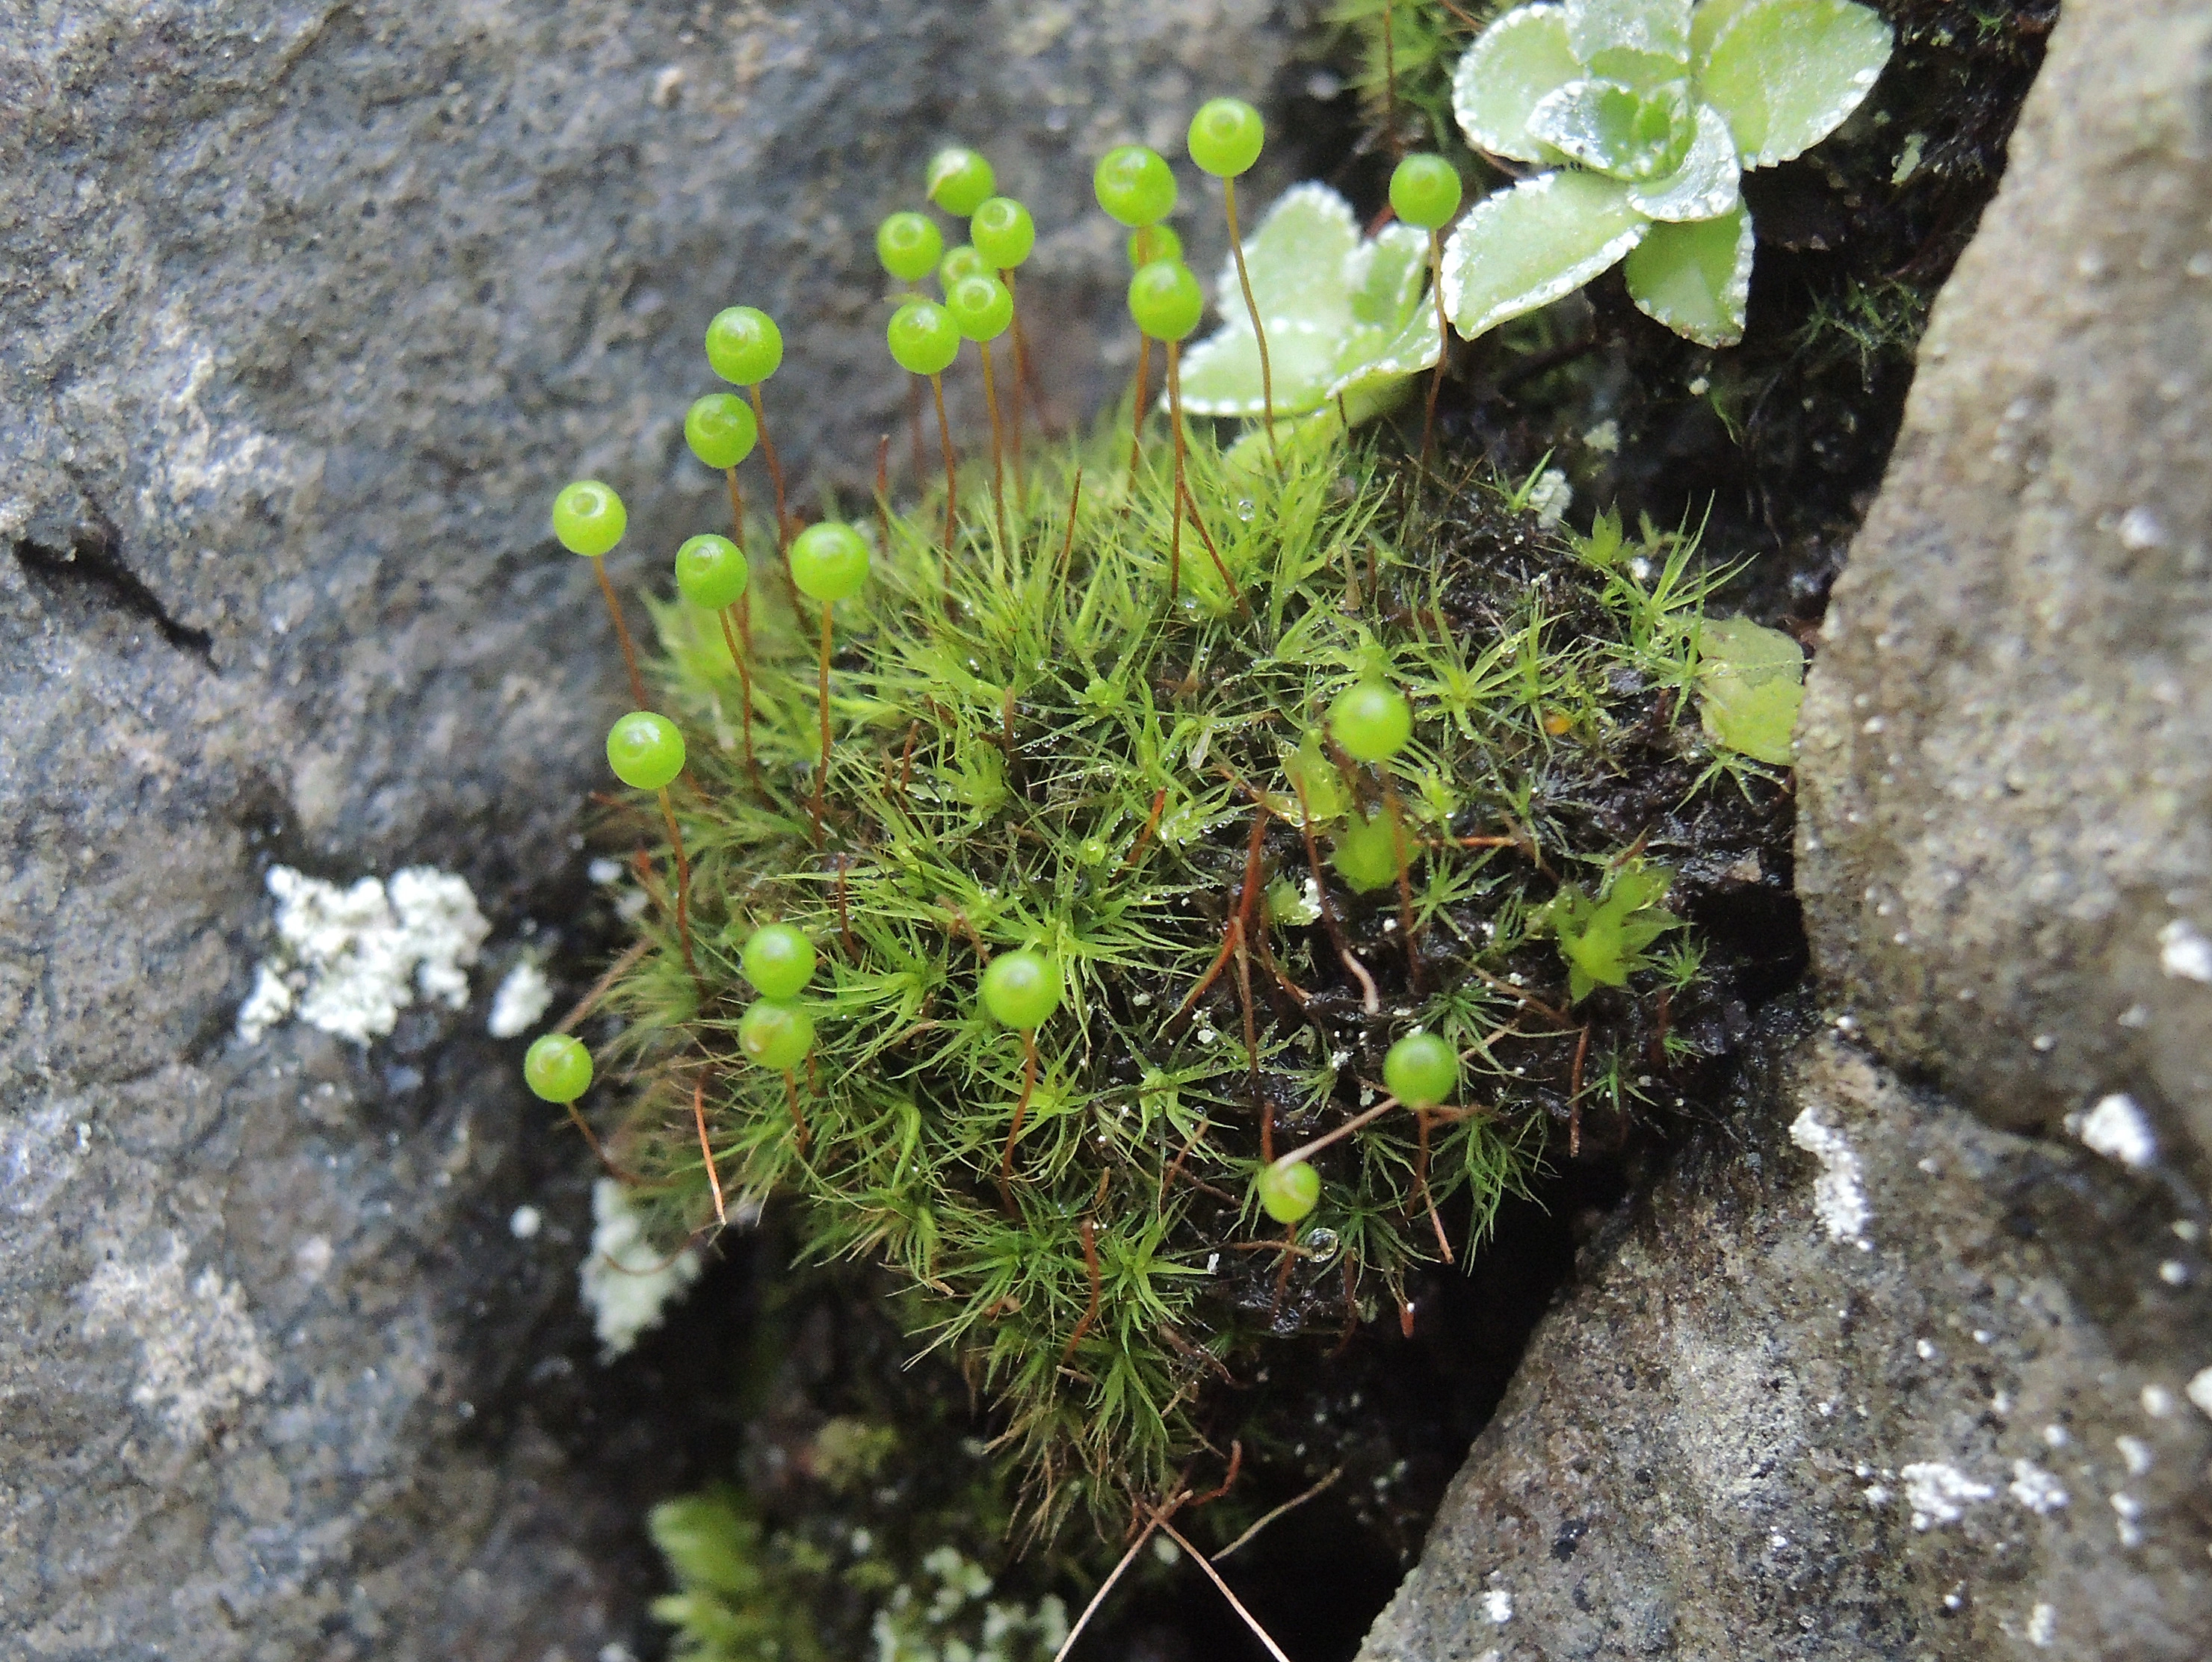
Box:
[0, 2, 1303, 1655]
[1358, 1026, 2212, 1662]
[1795, 0, 2212, 1173]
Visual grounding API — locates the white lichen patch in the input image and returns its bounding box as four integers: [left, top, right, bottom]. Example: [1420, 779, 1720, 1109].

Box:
[2186, 1365, 2212, 1421]
[83, 1237, 273, 1443]
[486, 959, 554, 1039]
[580, 1178, 702, 1359]
[2066, 1093, 2157, 1170]
[1484, 1589, 1514, 1624]
[1900, 1462, 1995, 1530]
[239, 865, 490, 1045]
[2157, 918, 2212, 983]
[2008, 1459, 2068, 1515]
[1789, 1106, 1871, 1247]
[2025, 1603, 2057, 1648]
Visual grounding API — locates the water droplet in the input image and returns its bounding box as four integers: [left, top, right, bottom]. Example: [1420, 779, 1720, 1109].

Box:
[1235, 498, 1256, 522]
[1303, 1226, 1341, 1265]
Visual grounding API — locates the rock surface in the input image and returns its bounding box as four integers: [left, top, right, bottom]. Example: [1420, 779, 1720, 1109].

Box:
[0, 3, 1301, 1656]
[1795, 0, 2212, 1173]
[1358, 1025, 2212, 1662]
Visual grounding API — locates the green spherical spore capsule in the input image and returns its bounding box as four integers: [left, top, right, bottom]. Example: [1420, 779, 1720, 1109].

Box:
[606, 711, 686, 791]
[937, 243, 989, 291]
[523, 1033, 593, 1103]
[741, 923, 817, 1000]
[969, 197, 1035, 271]
[738, 999, 816, 1071]
[1093, 144, 1177, 228]
[1388, 152, 1464, 231]
[945, 272, 1013, 342]
[887, 299, 962, 377]
[1125, 223, 1182, 268]
[705, 306, 783, 386]
[1128, 259, 1204, 343]
[877, 211, 945, 284]
[552, 480, 626, 557]
[1328, 680, 1413, 763]
[980, 948, 1062, 1030]
[674, 534, 749, 611]
[1187, 97, 1264, 178]
[1257, 1159, 1321, 1225]
[788, 521, 871, 602]
[1383, 1031, 1459, 1109]
[1332, 811, 1400, 893]
[926, 146, 997, 217]
[684, 392, 758, 470]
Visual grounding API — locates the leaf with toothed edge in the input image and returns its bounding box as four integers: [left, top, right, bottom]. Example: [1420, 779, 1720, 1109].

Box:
[1442, 170, 1649, 341]
[1565, 0, 1693, 83]
[1623, 204, 1755, 347]
[1178, 187, 1441, 420]
[1451, 4, 1582, 164]
[1698, 0, 1893, 168]
[1527, 77, 1697, 181]
[1626, 102, 1741, 221]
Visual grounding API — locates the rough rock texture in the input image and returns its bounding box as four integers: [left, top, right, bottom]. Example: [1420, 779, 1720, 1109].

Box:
[1794, 0, 2212, 1172]
[1359, 1025, 2212, 1662]
[0, 3, 1303, 1657]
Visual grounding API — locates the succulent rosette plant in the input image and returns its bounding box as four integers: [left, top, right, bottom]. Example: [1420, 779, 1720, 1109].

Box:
[1443, 0, 1893, 347]
[1176, 182, 1443, 424]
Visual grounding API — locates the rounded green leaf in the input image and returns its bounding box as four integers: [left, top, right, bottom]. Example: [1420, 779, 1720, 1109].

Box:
[1699, 0, 1893, 169]
[1696, 615, 1805, 764]
[1452, 4, 1582, 164]
[1566, 0, 1693, 82]
[1689, 0, 1757, 66]
[1527, 77, 1696, 181]
[1622, 203, 1752, 347]
[1440, 171, 1649, 341]
[1626, 102, 1742, 221]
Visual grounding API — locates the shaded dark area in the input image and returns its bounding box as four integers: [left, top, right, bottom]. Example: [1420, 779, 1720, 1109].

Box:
[13, 519, 216, 661]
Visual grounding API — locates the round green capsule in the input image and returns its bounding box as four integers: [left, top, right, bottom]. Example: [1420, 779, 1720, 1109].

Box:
[886, 299, 962, 377]
[606, 711, 686, 791]
[969, 197, 1035, 270]
[1187, 97, 1264, 178]
[1126, 223, 1182, 268]
[1128, 259, 1204, 343]
[877, 211, 945, 284]
[1332, 811, 1400, 893]
[552, 480, 625, 557]
[674, 534, 748, 611]
[738, 999, 815, 1071]
[788, 521, 871, 602]
[926, 146, 997, 217]
[945, 272, 1013, 342]
[980, 948, 1062, 1030]
[741, 924, 817, 1000]
[1328, 680, 1413, 763]
[937, 243, 989, 290]
[1257, 1159, 1320, 1225]
[1389, 152, 1464, 231]
[685, 393, 758, 470]
[1093, 144, 1177, 228]
[705, 306, 783, 386]
[1383, 1031, 1459, 1109]
[523, 1033, 593, 1103]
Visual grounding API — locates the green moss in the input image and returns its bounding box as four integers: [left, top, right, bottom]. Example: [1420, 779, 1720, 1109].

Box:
[588, 404, 1764, 1530]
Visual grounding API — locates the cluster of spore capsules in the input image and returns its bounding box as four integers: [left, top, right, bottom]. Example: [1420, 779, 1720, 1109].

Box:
[525, 114, 1486, 1249]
